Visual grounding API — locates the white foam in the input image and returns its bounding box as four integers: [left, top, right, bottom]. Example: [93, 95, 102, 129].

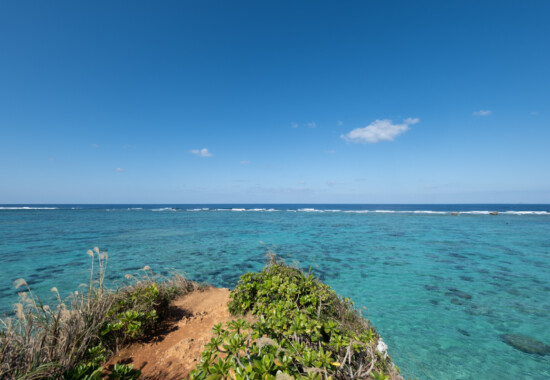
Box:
[145, 207, 550, 215]
[501, 211, 549, 215]
[411, 210, 447, 214]
[0, 207, 58, 210]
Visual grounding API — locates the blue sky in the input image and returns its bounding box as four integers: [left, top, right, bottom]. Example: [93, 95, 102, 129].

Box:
[1, 1, 549, 203]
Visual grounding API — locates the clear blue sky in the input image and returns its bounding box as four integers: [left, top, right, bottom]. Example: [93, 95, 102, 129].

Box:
[1, 1, 549, 203]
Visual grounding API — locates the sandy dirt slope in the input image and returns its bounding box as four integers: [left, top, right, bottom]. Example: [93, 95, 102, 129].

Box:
[105, 287, 232, 379]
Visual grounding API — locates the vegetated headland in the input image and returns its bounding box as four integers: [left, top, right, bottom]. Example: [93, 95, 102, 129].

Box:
[0, 248, 403, 380]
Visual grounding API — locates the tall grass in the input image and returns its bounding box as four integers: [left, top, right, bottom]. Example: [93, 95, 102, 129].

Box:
[0, 247, 202, 379]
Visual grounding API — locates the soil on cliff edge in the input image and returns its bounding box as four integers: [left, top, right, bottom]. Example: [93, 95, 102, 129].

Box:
[105, 287, 232, 379]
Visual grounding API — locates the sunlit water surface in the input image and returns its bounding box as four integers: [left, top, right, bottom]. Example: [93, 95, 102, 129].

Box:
[1, 204, 549, 379]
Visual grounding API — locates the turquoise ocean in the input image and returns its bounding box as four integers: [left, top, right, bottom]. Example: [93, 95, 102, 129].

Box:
[1, 204, 549, 379]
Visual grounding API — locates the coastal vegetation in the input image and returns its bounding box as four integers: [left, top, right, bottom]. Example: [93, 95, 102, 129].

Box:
[0, 250, 401, 379]
[0, 247, 201, 379]
[190, 255, 401, 380]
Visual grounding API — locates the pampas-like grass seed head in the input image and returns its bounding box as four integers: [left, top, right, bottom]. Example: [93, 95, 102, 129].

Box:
[15, 303, 24, 319]
[14, 278, 27, 289]
[100, 252, 108, 260]
[51, 287, 58, 293]
[43, 305, 50, 311]
[74, 291, 78, 296]
[87, 249, 94, 257]
[125, 274, 133, 279]
[18, 292, 28, 301]
[93, 247, 100, 254]
[143, 265, 151, 271]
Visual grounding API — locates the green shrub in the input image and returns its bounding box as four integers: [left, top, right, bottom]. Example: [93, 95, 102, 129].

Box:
[108, 363, 141, 380]
[190, 256, 402, 380]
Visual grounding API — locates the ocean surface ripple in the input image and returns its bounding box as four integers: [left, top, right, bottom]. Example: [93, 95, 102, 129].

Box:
[1, 204, 549, 379]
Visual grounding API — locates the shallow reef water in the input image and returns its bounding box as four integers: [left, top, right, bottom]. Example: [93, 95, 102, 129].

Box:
[1, 204, 549, 379]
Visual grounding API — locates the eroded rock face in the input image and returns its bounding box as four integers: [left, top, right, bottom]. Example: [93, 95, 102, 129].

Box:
[501, 334, 550, 355]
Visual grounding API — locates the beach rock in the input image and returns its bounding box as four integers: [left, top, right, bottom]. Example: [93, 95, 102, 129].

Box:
[451, 212, 459, 216]
[376, 338, 388, 359]
[490, 211, 498, 215]
[500, 334, 550, 355]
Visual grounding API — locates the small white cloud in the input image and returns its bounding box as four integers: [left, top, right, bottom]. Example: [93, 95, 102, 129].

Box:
[190, 148, 213, 157]
[337, 120, 343, 126]
[341, 118, 417, 144]
[290, 122, 299, 129]
[473, 110, 492, 116]
[324, 149, 336, 154]
[240, 160, 251, 165]
[404, 117, 420, 125]
[91, 144, 99, 148]
[306, 122, 317, 128]
[115, 168, 125, 172]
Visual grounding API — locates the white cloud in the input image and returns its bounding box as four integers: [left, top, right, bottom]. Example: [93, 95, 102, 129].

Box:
[91, 144, 99, 148]
[324, 149, 336, 154]
[473, 110, 492, 116]
[291, 121, 317, 128]
[240, 160, 250, 165]
[341, 118, 418, 144]
[115, 168, 125, 172]
[190, 148, 213, 157]
[404, 117, 420, 125]
[337, 120, 343, 126]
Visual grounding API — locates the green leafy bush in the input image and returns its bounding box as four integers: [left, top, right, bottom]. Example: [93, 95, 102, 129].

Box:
[108, 363, 141, 380]
[190, 257, 402, 380]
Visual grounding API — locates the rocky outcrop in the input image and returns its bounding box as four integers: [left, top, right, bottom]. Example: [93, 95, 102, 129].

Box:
[501, 334, 550, 355]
